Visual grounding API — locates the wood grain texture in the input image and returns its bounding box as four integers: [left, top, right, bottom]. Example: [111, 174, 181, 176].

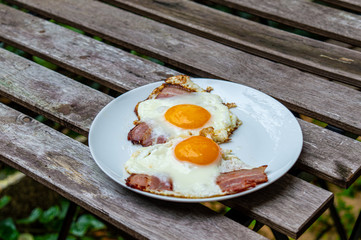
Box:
[0, 4, 178, 93]
[0, 103, 268, 240]
[222, 174, 333, 238]
[0, 48, 112, 136]
[3, 0, 361, 135]
[297, 120, 361, 189]
[322, 0, 361, 13]
[103, 0, 361, 87]
[1, 48, 360, 189]
[206, 0, 361, 46]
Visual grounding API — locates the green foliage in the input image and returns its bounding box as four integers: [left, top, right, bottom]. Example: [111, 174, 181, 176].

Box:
[60, 200, 70, 219]
[344, 131, 359, 140]
[309, 176, 361, 238]
[0, 165, 17, 180]
[3, 44, 27, 57]
[16, 208, 42, 224]
[0, 197, 118, 239]
[312, 119, 328, 128]
[34, 233, 58, 240]
[35, 115, 47, 123]
[0, 218, 19, 240]
[32, 56, 58, 70]
[0, 196, 11, 209]
[248, 219, 256, 229]
[49, 19, 85, 34]
[340, 177, 361, 198]
[334, 178, 361, 236]
[90, 82, 101, 90]
[212, 4, 232, 13]
[336, 197, 356, 236]
[93, 36, 103, 41]
[70, 214, 106, 237]
[18, 233, 34, 240]
[39, 206, 61, 224]
[237, 11, 254, 19]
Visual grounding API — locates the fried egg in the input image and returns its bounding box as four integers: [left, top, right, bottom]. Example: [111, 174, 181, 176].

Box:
[125, 136, 251, 198]
[136, 91, 241, 143]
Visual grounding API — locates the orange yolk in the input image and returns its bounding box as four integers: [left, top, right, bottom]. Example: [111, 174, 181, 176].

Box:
[164, 104, 211, 129]
[174, 136, 220, 165]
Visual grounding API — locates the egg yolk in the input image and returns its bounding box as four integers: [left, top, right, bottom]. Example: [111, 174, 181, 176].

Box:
[174, 136, 220, 165]
[164, 104, 211, 129]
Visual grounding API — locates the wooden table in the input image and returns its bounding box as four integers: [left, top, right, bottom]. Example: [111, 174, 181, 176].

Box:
[0, 0, 360, 239]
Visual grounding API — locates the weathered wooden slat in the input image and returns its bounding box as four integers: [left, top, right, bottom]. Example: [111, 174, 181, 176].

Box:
[0, 48, 112, 136]
[297, 120, 361, 189]
[2, 0, 361, 135]
[0, 4, 177, 93]
[322, 0, 361, 13]
[0, 103, 268, 240]
[2, 46, 361, 190]
[205, 0, 361, 47]
[0, 48, 337, 237]
[222, 174, 333, 238]
[0, 103, 334, 239]
[102, 0, 361, 87]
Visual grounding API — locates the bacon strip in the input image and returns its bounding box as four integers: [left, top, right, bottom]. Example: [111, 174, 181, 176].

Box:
[216, 166, 268, 194]
[126, 174, 173, 191]
[155, 84, 192, 99]
[127, 122, 167, 147]
[126, 166, 267, 196]
[128, 84, 192, 146]
[127, 122, 150, 145]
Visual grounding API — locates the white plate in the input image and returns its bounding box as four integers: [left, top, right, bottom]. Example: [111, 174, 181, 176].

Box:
[89, 78, 303, 203]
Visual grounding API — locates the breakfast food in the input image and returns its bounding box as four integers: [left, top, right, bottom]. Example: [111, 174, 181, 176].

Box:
[125, 75, 268, 198]
[128, 75, 241, 146]
[125, 136, 268, 198]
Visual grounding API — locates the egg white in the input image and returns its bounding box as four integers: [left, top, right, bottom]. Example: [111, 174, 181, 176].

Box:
[125, 138, 251, 198]
[137, 92, 239, 143]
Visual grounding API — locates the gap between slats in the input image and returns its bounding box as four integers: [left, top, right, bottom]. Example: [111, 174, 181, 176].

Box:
[0, 1, 360, 136]
[0, 103, 268, 240]
[1, 41, 361, 190]
[203, 0, 361, 47]
[321, 0, 361, 14]
[0, 2, 360, 188]
[100, 0, 361, 89]
[0, 29, 348, 238]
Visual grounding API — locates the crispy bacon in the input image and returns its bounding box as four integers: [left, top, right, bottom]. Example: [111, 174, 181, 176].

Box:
[128, 84, 192, 146]
[126, 166, 267, 196]
[155, 84, 192, 99]
[127, 122, 167, 147]
[126, 174, 173, 191]
[216, 166, 268, 193]
[127, 122, 151, 146]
